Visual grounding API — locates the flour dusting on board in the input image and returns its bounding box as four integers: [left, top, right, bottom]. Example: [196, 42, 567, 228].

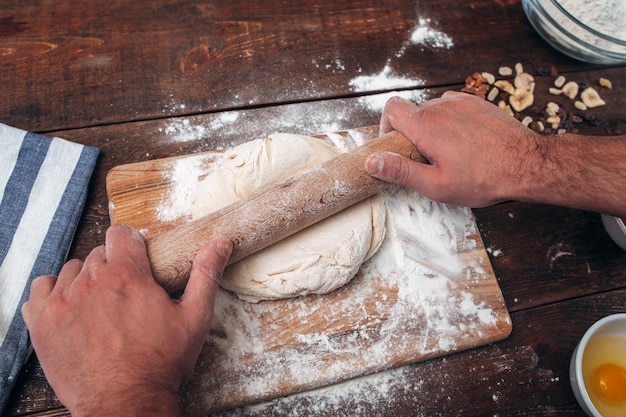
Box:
[180, 178, 509, 415]
[155, 154, 218, 222]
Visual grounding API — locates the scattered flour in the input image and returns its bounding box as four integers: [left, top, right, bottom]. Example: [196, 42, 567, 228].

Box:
[348, 13, 452, 111]
[349, 64, 423, 92]
[157, 12, 452, 144]
[348, 65, 429, 112]
[179, 175, 509, 415]
[159, 118, 207, 143]
[487, 246, 503, 257]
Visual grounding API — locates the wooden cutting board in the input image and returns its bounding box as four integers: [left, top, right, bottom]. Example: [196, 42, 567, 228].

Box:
[106, 126, 512, 416]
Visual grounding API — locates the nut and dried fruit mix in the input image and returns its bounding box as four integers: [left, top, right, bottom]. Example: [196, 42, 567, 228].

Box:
[460, 63, 611, 135]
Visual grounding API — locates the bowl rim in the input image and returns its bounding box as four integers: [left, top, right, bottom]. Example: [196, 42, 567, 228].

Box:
[573, 313, 626, 416]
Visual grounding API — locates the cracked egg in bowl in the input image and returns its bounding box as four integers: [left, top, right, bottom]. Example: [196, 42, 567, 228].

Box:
[570, 314, 626, 417]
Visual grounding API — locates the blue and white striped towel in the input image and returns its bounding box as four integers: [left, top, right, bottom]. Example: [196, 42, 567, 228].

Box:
[0, 123, 99, 412]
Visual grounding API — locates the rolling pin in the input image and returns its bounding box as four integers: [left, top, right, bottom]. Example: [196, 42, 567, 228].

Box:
[148, 130, 426, 293]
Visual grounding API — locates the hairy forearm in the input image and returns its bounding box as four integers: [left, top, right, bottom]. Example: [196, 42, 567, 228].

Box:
[70, 388, 183, 417]
[513, 133, 626, 217]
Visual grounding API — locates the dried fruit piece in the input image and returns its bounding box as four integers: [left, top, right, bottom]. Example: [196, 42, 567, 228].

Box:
[487, 87, 499, 102]
[499, 66, 513, 76]
[535, 67, 549, 76]
[580, 87, 606, 108]
[554, 75, 566, 88]
[515, 62, 524, 74]
[599, 77, 612, 89]
[546, 115, 561, 129]
[514, 72, 535, 91]
[574, 111, 602, 126]
[498, 100, 514, 117]
[546, 102, 560, 116]
[494, 80, 515, 95]
[521, 115, 533, 126]
[574, 100, 588, 111]
[530, 120, 545, 132]
[549, 88, 562, 95]
[509, 89, 534, 112]
[561, 81, 579, 99]
[482, 72, 495, 85]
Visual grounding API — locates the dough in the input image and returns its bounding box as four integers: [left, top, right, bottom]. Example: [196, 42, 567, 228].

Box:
[191, 133, 386, 302]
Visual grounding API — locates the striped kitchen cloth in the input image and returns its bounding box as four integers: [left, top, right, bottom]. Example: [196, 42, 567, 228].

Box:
[0, 123, 99, 412]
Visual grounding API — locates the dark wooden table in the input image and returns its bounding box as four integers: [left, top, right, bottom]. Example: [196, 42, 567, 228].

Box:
[2, 1, 625, 416]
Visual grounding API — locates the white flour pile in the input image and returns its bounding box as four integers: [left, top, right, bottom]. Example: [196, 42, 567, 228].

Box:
[155, 153, 223, 222]
[348, 15, 452, 112]
[558, 0, 626, 41]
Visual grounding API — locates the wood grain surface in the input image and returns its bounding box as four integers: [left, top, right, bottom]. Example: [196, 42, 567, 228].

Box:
[2, 0, 626, 416]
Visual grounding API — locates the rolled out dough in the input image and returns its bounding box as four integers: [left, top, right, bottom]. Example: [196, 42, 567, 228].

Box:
[191, 133, 386, 302]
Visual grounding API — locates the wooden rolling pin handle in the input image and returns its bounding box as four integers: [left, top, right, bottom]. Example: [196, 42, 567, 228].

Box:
[147, 130, 425, 293]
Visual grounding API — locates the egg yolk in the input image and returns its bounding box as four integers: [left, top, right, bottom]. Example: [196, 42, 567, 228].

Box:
[591, 363, 626, 405]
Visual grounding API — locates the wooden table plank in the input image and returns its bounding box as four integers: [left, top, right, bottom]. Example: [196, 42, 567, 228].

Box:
[1, 0, 594, 132]
[476, 202, 626, 313]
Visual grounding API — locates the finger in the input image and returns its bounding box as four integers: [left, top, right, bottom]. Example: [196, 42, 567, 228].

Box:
[50, 258, 84, 290]
[80, 245, 106, 278]
[25, 274, 59, 329]
[59, 258, 83, 280]
[181, 239, 232, 331]
[379, 96, 418, 136]
[104, 224, 151, 275]
[30, 275, 58, 300]
[365, 151, 437, 194]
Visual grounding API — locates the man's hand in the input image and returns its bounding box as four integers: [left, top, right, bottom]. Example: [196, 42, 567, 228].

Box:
[366, 92, 626, 217]
[22, 224, 232, 417]
[365, 92, 539, 208]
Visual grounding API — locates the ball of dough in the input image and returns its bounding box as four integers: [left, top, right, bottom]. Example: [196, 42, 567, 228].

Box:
[191, 133, 386, 302]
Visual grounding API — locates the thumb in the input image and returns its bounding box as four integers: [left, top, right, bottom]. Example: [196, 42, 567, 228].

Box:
[181, 239, 233, 331]
[365, 151, 434, 193]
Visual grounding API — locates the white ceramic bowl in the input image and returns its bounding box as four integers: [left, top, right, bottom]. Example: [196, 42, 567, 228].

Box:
[522, 0, 626, 64]
[601, 214, 626, 251]
[570, 313, 626, 416]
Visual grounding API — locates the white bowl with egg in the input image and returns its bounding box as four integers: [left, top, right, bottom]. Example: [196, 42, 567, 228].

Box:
[570, 313, 626, 417]
[601, 214, 626, 251]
